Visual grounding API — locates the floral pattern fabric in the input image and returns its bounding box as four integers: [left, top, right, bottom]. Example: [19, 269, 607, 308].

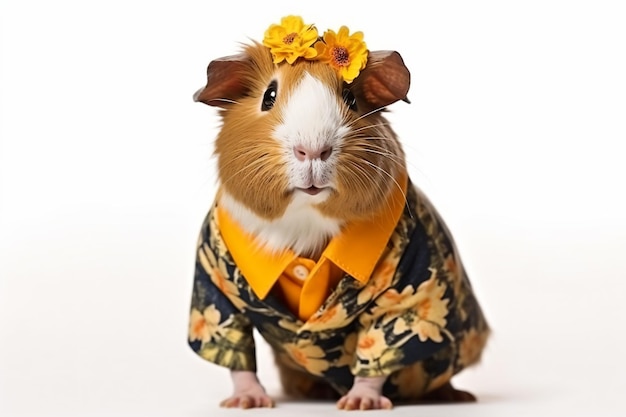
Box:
[188, 183, 489, 399]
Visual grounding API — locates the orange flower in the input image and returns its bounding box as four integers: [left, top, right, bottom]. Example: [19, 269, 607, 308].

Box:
[355, 327, 387, 362]
[305, 303, 349, 330]
[189, 308, 208, 342]
[392, 273, 450, 343]
[376, 285, 417, 315]
[283, 342, 330, 376]
[315, 26, 368, 83]
[188, 305, 222, 343]
[197, 243, 246, 310]
[357, 259, 397, 305]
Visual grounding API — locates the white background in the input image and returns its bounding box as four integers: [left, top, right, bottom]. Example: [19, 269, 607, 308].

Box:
[2, 1, 626, 416]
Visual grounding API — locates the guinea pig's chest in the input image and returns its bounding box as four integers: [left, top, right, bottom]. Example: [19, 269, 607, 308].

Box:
[216, 171, 409, 322]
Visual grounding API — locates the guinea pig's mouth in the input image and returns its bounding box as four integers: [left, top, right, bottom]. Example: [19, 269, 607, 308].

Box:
[297, 186, 327, 196]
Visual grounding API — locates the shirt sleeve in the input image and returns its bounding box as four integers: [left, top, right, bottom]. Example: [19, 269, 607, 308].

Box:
[350, 213, 453, 378]
[187, 212, 257, 372]
[351, 272, 453, 377]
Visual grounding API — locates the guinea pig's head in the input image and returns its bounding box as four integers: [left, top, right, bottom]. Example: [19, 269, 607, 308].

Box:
[194, 40, 410, 226]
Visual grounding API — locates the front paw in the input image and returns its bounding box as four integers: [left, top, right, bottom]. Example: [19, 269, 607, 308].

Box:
[337, 376, 392, 410]
[337, 394, 393, 410]
[220, 390, 274, 409]
[221, 371, 274, 409]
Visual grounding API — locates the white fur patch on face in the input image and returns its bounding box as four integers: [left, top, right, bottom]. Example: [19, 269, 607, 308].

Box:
[274, 73, 349, 191]
[219, 191, 343, 256]
[218, 73, 351, 255]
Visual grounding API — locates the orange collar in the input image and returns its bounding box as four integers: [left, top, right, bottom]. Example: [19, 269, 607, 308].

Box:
[217, 170, 408, 300]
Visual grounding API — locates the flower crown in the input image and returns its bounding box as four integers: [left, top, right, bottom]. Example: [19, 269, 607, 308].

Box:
[262, 15, 368, 84]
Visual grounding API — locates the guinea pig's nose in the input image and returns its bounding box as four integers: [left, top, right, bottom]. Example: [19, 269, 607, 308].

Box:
[293, 145, 333, 162]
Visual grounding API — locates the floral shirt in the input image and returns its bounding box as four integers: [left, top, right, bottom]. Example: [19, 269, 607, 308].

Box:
[188, 183, 489, 398]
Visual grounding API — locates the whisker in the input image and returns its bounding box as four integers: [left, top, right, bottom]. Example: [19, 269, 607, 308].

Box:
[219, 158, 272, 187]
[356, 158, 411, 221]
[341, 135, 424, 179]
[341, 156, 394, 215]
[349, 122, 392, 135]
[206, 98, 242, 105]
[340, 143, 404, 166]
[342, 158, 375, 192]
[222, 148, 275, 166]
[358, 148, 406, 168]
[343, 133, 399, 143]
[346, 106, 388, 128]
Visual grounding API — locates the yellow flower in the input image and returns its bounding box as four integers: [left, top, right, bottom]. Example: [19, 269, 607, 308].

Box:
[189, 308, 207, 342]
[357, 257, 398, 305]
[283, 342, 330, 376]
[277, 318, 301, 333]
[304, 302, 350, 331]
[198, 243, 247, 310]
[315, 25, 368, 83]
[263, 15, 319, 64]
[355, 326, 388, 362]
[392, 274, 450, 343]
[371, 284, 417, 322]
[199, 345, 252, 370]
[188, 305, 222, 343]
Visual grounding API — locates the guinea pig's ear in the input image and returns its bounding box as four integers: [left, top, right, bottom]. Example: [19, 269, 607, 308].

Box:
[193, 53, 250, 107]
[351, 51, 411, 110]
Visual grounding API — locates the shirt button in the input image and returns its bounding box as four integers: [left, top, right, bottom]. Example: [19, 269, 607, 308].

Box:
[293, 265, 310, 280]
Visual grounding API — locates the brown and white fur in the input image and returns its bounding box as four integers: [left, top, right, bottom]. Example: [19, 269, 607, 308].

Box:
[194, 43, 471, 410]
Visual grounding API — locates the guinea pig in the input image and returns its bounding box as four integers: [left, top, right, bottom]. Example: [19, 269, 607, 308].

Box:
[188, 16, 489, 411]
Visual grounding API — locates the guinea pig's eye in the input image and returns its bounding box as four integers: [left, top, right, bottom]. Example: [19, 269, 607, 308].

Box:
[342, 88, 357, 111]
[262, 81, 278, 111]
